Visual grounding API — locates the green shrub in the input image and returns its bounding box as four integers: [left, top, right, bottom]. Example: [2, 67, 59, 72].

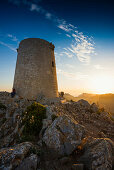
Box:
[51, 114, 58, 121]
[0, 102, 6, 110]
[22, 102, 46, 137]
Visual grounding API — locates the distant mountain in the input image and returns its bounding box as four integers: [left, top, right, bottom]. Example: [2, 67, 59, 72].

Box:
[64, 93, 114, 115]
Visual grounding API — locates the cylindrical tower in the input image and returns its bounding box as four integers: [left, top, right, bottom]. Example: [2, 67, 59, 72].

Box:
[13, 38, 58, 99]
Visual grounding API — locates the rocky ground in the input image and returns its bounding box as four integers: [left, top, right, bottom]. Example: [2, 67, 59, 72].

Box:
[0, 92, 114, 170]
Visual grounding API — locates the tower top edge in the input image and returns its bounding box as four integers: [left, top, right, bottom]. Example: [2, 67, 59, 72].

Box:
[20, 38, 54, 46]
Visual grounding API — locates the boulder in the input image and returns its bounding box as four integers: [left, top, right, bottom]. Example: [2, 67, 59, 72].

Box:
[77, 99, 90, 108]
[43, 115, 85, 155]
[90, 103, 99, 113]
[15, 154, 39, 170]
[79, 137, 114, 170]
[0, 142, 33, 169]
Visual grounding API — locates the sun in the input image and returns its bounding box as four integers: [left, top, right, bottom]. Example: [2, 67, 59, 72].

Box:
[90, 75, 114, 94]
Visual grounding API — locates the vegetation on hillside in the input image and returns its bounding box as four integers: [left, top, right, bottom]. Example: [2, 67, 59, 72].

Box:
[21, 102, 46, 141]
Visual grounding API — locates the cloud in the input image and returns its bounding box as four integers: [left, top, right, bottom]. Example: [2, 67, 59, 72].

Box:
[57, 21, 73, 32]
[58, 24, 70, 32]
[57, 68, 89, 80]
[7, 34, 18, 42]
[30, 3, 40, 12]
[0, 41, 16, 52]
[0, 32, 18, 51]
[30, 3, 52, 19]
[57, 68, 74, 78]
[66, 34, 71, 37]
[62, 31, 95, 63]
[61, 51, 73, 58]
[8, 0, 96, 64]
[57, 68, 88, 80]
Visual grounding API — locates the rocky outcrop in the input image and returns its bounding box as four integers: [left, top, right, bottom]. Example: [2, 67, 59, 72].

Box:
[0, 92, 114, 169]
[79, 137, 114, 170]
[77, 99, 90, 108]
[90, 103, 99, 113]
[0, 142, 34, 169]
[0, 94, 34, 148]
[43, 115, 85, 155]
[15, 153, 39, 170]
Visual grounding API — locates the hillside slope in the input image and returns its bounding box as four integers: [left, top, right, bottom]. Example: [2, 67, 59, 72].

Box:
[64, 93, 114, 115]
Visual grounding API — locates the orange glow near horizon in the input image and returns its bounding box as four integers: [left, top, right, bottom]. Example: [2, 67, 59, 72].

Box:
[0, 74, 114, 97]
[90, 75, 114, 95]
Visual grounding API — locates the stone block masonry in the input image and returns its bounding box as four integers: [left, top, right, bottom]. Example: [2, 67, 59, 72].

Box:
[13, 38, 58, 99]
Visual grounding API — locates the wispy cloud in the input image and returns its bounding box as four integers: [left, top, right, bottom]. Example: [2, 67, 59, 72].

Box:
[7, 34, 18, 42]
[58, 24, 71, 32]
[61, 51, 73, 58]
[60, 29, 95, 64]
[0, 41, 16, 52]
[30, 2, 95, 64]
[66, 34, 71, 38]
[8, 0, 96, 64]
[57, 68, 88, 80]
[0, 32, 19, 52]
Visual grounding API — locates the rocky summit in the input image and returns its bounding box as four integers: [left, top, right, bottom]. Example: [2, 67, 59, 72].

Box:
[0, 92, 114, 170]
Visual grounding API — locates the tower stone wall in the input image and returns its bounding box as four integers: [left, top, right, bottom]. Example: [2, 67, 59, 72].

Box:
[13, 38, 58, 99]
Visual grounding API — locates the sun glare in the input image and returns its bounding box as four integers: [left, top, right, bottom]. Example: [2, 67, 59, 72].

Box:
[91, 75, 114, 94]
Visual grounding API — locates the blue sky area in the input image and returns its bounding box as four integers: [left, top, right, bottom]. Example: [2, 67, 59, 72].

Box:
[0, 0, 114, 96]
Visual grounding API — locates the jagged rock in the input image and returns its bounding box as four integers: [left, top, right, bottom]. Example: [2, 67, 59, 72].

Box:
[39, 118, 52, 139]
[15, 153, 39, 170]
[46, 106, 54, 119]
[77, 99, 90, 108]
[0, 119, 13, 138]
[43, 115, 85, 155]
[79, 137, 114, 170]
[90, 103, 99, 113]
[39, 106, 57, 134]
[1, 122, 19, 148]
[0, 142, 33, 169]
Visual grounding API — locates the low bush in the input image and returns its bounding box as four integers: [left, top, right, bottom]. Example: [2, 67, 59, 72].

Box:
[22, 102, 46, 138]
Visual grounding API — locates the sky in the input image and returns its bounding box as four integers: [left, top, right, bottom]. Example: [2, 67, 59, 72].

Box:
[0, 0, 114, 96]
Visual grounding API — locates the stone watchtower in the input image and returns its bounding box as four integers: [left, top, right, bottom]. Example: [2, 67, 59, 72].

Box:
[13, 38, 58, 99]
